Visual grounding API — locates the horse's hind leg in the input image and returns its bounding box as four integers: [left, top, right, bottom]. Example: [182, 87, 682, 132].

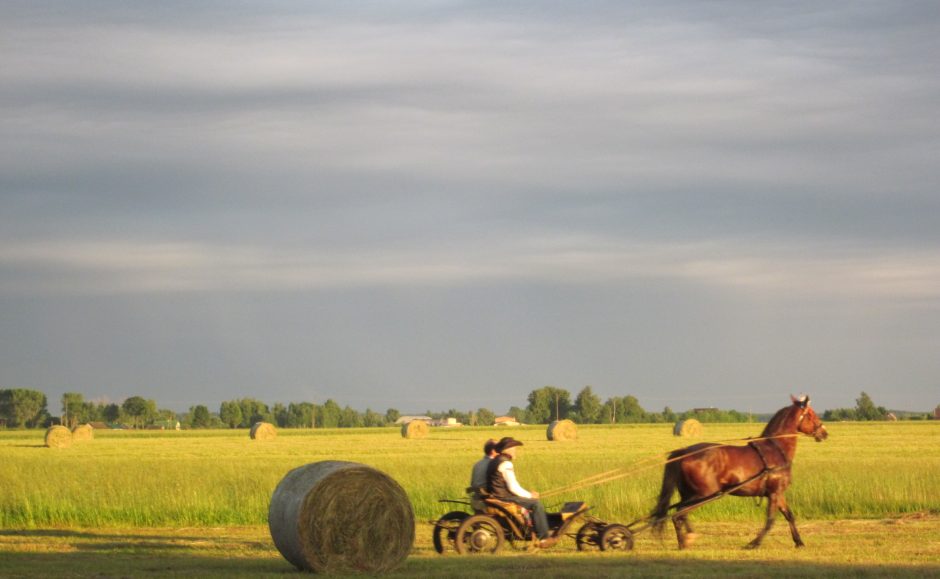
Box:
[746, 494, 778, 549]
[777, 494, 805, 547]
[673, 512, 698, 548]
[672, 494, 708, 549]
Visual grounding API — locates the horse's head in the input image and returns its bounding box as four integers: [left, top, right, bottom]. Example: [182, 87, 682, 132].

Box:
[791, 394, 828, 442]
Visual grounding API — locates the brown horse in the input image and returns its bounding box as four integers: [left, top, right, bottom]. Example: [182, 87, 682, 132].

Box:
[652, 395, 828, 549]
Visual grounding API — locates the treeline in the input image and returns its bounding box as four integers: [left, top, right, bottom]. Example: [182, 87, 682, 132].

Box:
[822, 391, 935, 422]
[1, 387, 935, 430]
[512, 386, 754, 425]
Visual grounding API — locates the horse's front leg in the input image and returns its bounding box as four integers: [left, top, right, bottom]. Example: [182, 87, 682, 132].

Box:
[745, 494, 778, 549]
[777, 494, 805, 547]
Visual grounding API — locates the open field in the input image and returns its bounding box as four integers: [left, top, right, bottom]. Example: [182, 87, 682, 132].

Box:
[1, 422, 938, 576]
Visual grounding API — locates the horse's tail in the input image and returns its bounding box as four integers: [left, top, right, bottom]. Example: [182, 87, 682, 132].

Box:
[652, 452, 683, 536]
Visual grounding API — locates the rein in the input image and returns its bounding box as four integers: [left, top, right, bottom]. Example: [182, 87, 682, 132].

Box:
[539, 432, 801, 499]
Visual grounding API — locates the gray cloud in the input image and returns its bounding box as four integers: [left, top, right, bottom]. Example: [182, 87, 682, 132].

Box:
[1, 1, 938, 412]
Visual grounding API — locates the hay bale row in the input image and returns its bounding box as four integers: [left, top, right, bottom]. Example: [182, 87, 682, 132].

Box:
[673, 418, 703, 437]
[546, 419, 578, 441]
[250, 421, 277, 441]
[45, 425, 73, 448]
[269, 460, 414, 574]
[400, 419, 428, 439]
[71, 424, 95, 442]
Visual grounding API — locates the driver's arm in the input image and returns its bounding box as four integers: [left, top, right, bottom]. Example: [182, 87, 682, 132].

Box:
[498, 461, 533, 498]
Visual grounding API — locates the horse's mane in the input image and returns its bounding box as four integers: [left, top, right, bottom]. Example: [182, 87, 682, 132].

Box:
[760, 405, 797, 437]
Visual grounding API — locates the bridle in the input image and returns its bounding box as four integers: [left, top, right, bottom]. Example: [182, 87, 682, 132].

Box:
[796, 407, 826, 438]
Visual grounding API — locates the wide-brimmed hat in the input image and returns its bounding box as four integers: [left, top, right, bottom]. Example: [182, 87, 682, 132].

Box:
[496, 437, 523, 453]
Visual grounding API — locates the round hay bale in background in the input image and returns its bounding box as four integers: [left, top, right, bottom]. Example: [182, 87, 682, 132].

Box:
[45, 425, 73, 449]
[250, 421, 277, 441]
[547, 419, 578, 441]
[71, 424, 94, 442]
[400, 419, 429, 439]
[269, 460, 415, 574]
[673, 419, 703, 437]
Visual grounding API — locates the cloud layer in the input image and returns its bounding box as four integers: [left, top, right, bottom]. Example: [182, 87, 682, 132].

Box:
[1, 1, 938, 412]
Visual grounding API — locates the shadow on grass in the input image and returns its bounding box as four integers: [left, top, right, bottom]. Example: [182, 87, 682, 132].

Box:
[0, 529, 211, 543]
[0, 551, 936, 578]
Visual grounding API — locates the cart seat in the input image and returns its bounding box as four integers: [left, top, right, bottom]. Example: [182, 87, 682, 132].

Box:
[483, 497, 526, 518]
[559, 501, 589, 521]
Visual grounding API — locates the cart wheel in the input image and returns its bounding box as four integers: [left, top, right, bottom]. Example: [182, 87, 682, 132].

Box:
[433, 511, 470, 554]
[575, 522, 604, 551]
[454, 514, 505, 555]
[600, 524, 634, 551]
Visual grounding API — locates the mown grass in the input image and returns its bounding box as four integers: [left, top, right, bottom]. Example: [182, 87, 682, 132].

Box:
[1, 422, 937, 528]
[0, 517, 938, 578]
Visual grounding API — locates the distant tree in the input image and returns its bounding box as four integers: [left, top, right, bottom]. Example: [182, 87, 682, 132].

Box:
[506, 406, 528, 423]
[621, 395, 646, 422]
[339, 405, 364, 428]
[0, 389, 49, 428]
[237, 398, 271, 427]
[319, 399, 342, 428]
[855, 392, 882, 421]
[476, 407, 495, 426]
[823, 407, 857, 421]
[385, 408, 400, 425]
[284, 402, 315, 428]
[61, 392, 86, 428]
[272, 403, 288, 427]
[219, 401, 243, 428]
[363, 408, 385, 427]
[526, 386, 571, 423]
[157, 408, 177, 421]
[122, 396, 156, 428]
[603, 395, 646, 423]
[574, 386, 603, 424]
[444, 408, 470, 425]
[102, 403, 121, 423]
[83, 401, 102, 423]
[190, 405, 211, 428]
[662, 406, 677, 423]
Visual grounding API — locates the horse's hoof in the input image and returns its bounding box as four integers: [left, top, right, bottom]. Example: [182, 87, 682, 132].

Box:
[795, 542, 806, 548]
[744, 542, 761, 550]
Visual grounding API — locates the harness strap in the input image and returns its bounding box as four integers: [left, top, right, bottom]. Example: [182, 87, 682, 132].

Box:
[748, 441, 770, 470]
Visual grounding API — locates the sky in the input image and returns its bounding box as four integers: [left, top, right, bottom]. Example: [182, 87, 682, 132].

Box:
[1, 1, 938, 415]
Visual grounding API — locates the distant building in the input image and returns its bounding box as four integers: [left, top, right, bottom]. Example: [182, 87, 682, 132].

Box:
[494, 416, 520, 427]
[394, 415, 432, 425]
[430, 417, 463, 427]
[151, 420, 181, 431]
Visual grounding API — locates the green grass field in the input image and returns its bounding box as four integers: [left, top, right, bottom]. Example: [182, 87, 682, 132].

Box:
[1, 422, 938, 576]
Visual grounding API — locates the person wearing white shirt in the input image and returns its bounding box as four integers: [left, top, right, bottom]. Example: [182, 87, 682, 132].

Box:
[485, 437, 554, 547]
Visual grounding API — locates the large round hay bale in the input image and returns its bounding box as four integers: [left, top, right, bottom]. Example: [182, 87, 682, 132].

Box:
[250, 421, 277, 441]
[673, 419, 703, 437]
[45, 425, 73, 448]
[400, 420, 428, 439]
[71, 424, 94, 442]
[269, 460, 415, 574]
[547, 419, 578, 441]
